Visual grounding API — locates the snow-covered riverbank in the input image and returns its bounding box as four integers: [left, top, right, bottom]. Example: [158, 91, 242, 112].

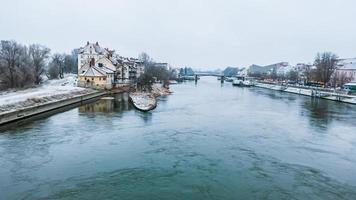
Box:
[0, 74, 96, 113]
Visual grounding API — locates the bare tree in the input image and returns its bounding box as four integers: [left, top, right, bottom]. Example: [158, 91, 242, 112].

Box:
[71, 49, 79, 74]
[287, 70, 299, 82]
[138, 52, 153, 68]
[17, 46, 34, 88]
[64, 54, 75, 73]
[331, 71, 354, 88]
[314, 52, 338, 86]
[29, 44, 50, 84]
[0, 40, 25, 88]
[48, 54, 65, 79]
[303, 65, 316, 83]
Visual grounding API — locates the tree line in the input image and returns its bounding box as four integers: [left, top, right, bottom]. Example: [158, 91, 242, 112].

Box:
[0, 40, 77, 90]
[249, 52, 351, 87]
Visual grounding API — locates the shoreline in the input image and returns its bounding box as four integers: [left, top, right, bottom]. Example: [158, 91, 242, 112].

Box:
[0, 91, 107, 126]
[0, 84, 171, 126]
[254, 82, 356, 105]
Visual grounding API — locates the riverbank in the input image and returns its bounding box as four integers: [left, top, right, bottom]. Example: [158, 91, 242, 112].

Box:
[151, 84, 172, 96]
[255, 82, 356, 105]
[0, 91, 106, 125]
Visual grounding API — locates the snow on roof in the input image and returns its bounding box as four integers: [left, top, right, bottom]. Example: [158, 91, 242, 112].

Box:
[78, 42, 109, 55]
[81, 66, 106, 77]
[341, 63, 356, 70]
[337, 58, 356, 70]
[96, 57, 116, 71]
[98, 66, 115, 74]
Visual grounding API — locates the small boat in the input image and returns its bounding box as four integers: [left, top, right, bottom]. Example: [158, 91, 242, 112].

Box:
[242, 80, 253, 87]
[233, 76, 255, 87]
[129, 92, 157, 112]
[344, 82, 356, 94]
[232, 79, 243, 86]
[225, 77, 234, 82]
[232, 76, 244, 86]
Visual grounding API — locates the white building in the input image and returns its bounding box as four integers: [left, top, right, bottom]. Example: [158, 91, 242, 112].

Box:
[77, 42, 112, 72]
[76, 41, 153, 88]
[77, 42, 118, 89]
[277, 65, 295, 76]
[335, 58, 356, 82]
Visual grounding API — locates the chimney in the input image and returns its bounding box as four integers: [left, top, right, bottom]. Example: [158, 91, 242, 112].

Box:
[90, 58, 95, 67]
[87, 41, 89, 45]
[96, 41, 99, 45]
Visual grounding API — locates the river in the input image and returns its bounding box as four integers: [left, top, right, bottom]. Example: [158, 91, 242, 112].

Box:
[1, 77, 356, 200]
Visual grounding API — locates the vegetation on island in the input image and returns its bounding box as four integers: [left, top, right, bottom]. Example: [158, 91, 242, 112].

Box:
[137, 52, 176, 91]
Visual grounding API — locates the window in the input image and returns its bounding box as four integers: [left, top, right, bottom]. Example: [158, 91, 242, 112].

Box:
[84, 77, 87, 80]
[103, 78, 106, 81]
[99, 78, 101, 81]
[98, 63, 103, 67]
[92, 78, 94, 81]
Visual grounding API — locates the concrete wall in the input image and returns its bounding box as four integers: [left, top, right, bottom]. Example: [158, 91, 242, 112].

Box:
[0, 91, 106, 126]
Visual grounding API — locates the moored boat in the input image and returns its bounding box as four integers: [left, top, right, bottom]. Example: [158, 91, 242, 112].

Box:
[225, 77, 234, 82]
[344, 82, 356, 94]
[232, 79, 243, 86]
[242, 80, 253, 87]
[232, 76, 255, 87]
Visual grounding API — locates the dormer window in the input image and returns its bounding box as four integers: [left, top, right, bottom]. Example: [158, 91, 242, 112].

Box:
[98, 63, 103, 67]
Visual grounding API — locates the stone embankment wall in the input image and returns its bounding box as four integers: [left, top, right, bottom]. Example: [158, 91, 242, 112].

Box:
[0, 91, 106, 125]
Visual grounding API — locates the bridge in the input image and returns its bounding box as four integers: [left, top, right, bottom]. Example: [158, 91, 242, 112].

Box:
[194, 72, 223, 77]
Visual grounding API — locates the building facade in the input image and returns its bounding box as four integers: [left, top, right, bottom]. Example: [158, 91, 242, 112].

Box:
[77, 42, 116, 89]
[335, 58, 356, 82]
[77, 42, 143, 89]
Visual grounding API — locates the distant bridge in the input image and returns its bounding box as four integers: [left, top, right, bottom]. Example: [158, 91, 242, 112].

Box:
[194, 72, 223, 77]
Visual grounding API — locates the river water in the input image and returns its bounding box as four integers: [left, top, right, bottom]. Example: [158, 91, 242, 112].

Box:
[1, 77, 356, 200]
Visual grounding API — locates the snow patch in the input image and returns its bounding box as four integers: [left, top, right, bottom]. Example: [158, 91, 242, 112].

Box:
[0, 74, 94, 112]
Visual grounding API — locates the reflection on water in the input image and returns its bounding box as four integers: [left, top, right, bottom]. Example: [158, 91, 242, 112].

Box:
[1, 77, 356, 200]
[79, 93, 132, 114]
[300, 97, 356, 130]
[78, 93, 153, 123]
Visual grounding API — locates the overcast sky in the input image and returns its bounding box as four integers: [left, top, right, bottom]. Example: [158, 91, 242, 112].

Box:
[1, 0, 355, 69]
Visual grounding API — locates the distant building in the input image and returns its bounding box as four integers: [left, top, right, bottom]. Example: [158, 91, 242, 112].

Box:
[154, 63, 168, 70]
[277, 65, 295, 76]
[114, 56, 144, 83]
[248, 62, 289, 76]
[335, 58, 356, 82]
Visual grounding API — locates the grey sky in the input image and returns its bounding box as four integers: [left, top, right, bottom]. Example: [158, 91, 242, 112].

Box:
[1, 0, 355, 69]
